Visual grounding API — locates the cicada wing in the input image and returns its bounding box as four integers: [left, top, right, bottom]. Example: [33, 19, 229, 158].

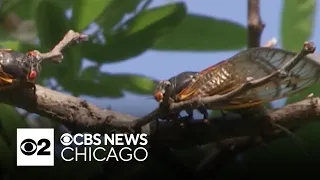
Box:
[230, 47, 320, 100]
[177, 61, 236, 100]
[177, 47, 320, 109]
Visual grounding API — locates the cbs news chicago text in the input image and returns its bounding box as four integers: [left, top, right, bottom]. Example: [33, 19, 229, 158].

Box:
[16, 128, 149, 166]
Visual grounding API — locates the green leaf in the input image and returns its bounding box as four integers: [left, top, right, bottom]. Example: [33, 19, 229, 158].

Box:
[81, 32, 154, 63]
[102, 73, 156, 95]
[281, 0, 316, 51]
[0, 104, 28, 146]
[72, 0, 113, 31]
[285, 83, 320, 105]
[0, 27, 13, 42]
[124, 2, 187, 36]
[35, 1, 82, 84]
[0, 40, 20, 49]
[48, 0, 76, 10]
[61, 67, 156, 97]
[0, 0, 40, 20]
[35, 0, 69, 49]
[60, 66, 124, 98]
[152, 14, 247, 51]
[85, 2, 186, 63]
[0, 136, 15, 174]
[97, 0, 141, 33]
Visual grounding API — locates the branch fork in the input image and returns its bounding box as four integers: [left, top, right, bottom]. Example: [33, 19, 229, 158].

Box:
[28, 30, 89, 63]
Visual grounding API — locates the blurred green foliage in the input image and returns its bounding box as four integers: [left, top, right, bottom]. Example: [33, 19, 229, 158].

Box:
[0, 0, 318, 179]
[281, 0, 316, 51]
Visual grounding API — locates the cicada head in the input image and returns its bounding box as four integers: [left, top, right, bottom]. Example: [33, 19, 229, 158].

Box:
[24, 50, 42, 81]
[154, 71, 198, 103]
[0, 49, 42, 82]
[153, 80, 172, 103]
[0, 49, 38, 81]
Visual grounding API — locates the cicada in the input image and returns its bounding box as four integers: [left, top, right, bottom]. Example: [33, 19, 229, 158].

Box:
[175, 47, 320, 110]
[0, 49, 41, 93]
[154, 71, 208, 120]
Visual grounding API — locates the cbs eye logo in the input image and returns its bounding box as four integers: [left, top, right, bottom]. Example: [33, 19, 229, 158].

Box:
[60, 133, 73, 146]
[20, 138, 51, 156]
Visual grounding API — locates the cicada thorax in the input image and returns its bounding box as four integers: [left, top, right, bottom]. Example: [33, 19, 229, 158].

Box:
[177, 61, 243, 101]
[154, 71, 208, 120]
[0, 49, 41, 92]
[177, 47, 320, 110]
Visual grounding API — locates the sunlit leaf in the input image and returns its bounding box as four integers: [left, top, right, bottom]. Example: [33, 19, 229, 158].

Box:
[0, 41, 20, 50]
[281, 0, 316, 51]
[152, 14, 246, 51]
[72, 0, 112, 31]
[85, 2, 186, 63]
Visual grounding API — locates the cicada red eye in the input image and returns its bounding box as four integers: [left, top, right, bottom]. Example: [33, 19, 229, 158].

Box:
[154, 91, 163, 102]
[27, 51, 37, 57]
[28, 70, 37, 80]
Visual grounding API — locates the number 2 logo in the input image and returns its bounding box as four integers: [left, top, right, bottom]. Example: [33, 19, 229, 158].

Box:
[20, 138, 51, 156]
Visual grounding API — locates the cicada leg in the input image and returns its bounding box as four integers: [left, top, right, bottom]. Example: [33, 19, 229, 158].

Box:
[197, 107, 209, 124]
[23, 81, 36, 94]
[183, 108, 194, 127]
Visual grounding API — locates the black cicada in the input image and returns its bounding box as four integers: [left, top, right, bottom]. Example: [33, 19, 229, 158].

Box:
[0, 49, 41, 93]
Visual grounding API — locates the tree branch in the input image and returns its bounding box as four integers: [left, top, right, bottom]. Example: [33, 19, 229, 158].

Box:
[0, 31, 315, 149]
[1, 28, 319, 179]
[247, 0, 265, 48]
[1, 75, 320, 147]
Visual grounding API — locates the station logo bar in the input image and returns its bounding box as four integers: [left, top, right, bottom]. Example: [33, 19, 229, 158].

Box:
[16, 128, 54, 166]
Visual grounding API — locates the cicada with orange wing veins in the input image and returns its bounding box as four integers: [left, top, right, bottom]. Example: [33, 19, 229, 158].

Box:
[154, 71, 208, 121]
[0, 49, 42, 93]
[176, 44, 320, 111]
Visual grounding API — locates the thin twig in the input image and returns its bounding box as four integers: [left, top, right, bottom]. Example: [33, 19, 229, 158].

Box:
[29, 30, 89, 63]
